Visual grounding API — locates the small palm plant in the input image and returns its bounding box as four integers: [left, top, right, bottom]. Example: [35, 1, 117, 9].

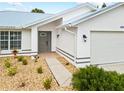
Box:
[22, 59, 28, 65]
[7, 67, 17, 76]
[12, 49, 18, 58]
[43, 77, 52, 90]
[4, 58, 11, 68]
[37, 66, 43, 74]
[18, 56, 25, 62]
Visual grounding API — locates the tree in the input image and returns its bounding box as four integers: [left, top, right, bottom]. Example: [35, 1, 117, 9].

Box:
[31, 8, 45, 13]
[102, 3, 107, 8]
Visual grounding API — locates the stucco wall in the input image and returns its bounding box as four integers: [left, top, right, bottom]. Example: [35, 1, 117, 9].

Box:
[56, 27, 77, 64]
[31, 26, 38, 53]
[77, 5, 124, 60]
[22, 30, 31, 51]
[56, 29, 75, 55]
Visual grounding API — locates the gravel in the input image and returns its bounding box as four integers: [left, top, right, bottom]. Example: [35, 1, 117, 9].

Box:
[0, 56, 73, 91]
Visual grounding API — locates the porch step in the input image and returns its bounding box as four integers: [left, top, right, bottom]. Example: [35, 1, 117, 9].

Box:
[45, 57, 72, 87]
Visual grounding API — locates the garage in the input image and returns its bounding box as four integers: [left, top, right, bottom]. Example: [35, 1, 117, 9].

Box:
[91, 31, 124, 65]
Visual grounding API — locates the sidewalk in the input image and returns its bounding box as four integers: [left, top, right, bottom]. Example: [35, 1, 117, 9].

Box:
[45, 57, 72, 87]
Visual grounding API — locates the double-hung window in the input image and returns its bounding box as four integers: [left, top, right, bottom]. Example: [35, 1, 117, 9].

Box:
[0, 31, 21, 50]
[10, 32, 21, 50]
[0, 31, 9, 50]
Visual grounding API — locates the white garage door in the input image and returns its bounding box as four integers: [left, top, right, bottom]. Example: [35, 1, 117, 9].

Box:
[91, 31, 124, 65]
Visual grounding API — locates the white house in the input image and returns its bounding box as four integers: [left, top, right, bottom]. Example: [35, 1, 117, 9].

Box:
[0, 2, 124, 67]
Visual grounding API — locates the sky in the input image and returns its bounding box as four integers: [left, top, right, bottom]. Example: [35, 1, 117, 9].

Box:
[0, 2, 113, 14]
[0, 2, 79, 14]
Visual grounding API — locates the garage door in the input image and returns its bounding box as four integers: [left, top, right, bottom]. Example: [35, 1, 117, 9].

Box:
[91, 31, 124, 65]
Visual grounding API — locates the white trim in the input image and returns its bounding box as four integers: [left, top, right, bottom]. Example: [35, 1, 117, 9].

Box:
[8, 30, 10, 50]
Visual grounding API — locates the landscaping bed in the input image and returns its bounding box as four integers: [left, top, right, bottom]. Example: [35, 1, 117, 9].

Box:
[0, 56, 73, 91]
[53, 53, 78, 74]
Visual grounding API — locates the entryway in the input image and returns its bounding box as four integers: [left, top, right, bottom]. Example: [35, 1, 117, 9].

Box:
[38, 31, 51, 53]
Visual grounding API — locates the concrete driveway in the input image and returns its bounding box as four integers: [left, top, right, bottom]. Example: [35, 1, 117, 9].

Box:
[98, 63, 124, 74]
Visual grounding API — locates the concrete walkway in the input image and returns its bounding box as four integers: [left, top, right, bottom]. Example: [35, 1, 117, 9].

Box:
[99, 63, 124, 74]
[45, 57, 72, 87]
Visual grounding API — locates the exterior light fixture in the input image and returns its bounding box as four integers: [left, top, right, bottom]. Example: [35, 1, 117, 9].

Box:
[57, 34, 60, 38]
[83, 34, 87, 42]
[120, 26, 124, 28]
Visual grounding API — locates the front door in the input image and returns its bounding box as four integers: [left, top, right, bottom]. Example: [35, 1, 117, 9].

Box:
[38, 31, 51, 53]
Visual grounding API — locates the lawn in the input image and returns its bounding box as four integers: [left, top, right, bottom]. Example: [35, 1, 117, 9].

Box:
[0, 55, 73, 91]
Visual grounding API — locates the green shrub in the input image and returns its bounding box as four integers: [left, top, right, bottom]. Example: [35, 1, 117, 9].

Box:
[37, 66, 43, 74]
[4, 58, 10, 63]
[7, 67, 17, 76]
[72, 65, 124, 91]
[4, 58, 11, 68]
[18, 56, 25, 62]
[4, 61, 11, 68]
[22, 59, 28, 65]
[43, 77, 52, 90]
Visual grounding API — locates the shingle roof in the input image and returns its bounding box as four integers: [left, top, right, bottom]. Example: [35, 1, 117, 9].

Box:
[0, 11, 53, 28]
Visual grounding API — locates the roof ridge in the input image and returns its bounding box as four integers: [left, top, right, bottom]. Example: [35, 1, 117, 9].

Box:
[0, 10, 30, 13]
[0, 10, 53, 15]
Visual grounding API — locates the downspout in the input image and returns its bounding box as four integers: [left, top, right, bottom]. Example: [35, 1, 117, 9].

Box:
[64, 26, 77, 63]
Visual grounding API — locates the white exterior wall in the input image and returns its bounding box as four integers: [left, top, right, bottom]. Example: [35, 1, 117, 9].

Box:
[63, 7, 92, 23]
[77, 5, 124, 62]
[22, 30, 31, 51]
[56, 29, 75, 55]
[56, 27, 77, 65]
[31, 26, 38, 53]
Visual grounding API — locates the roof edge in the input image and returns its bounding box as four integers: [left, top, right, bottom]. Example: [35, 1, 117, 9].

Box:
[71, 2, 124, 26]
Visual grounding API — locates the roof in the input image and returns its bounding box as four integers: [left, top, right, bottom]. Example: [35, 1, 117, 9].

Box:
[55, 2, 97, 16]
[64, 2, 124, 26]
[0, 11, 53, 28]
[22, 2, 97, 28]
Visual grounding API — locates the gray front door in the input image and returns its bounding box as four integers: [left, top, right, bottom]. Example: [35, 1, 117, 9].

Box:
[38, 31, 51, 53]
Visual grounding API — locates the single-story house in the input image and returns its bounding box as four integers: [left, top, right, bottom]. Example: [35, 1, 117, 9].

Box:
[0, 2, 124, 67]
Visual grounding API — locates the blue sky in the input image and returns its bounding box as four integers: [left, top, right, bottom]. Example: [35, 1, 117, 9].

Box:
[0, 2, 78, 14]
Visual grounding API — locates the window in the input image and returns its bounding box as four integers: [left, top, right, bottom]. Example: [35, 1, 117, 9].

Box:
[0, 32, 8, 50]
[0, 31, 21, 50]
[10, 32, 21, 50]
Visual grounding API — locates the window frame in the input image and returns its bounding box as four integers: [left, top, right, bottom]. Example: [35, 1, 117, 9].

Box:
[10, 31, 22, 50]
[0, 31, 22, 51]
[0, 31, 9, 50]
